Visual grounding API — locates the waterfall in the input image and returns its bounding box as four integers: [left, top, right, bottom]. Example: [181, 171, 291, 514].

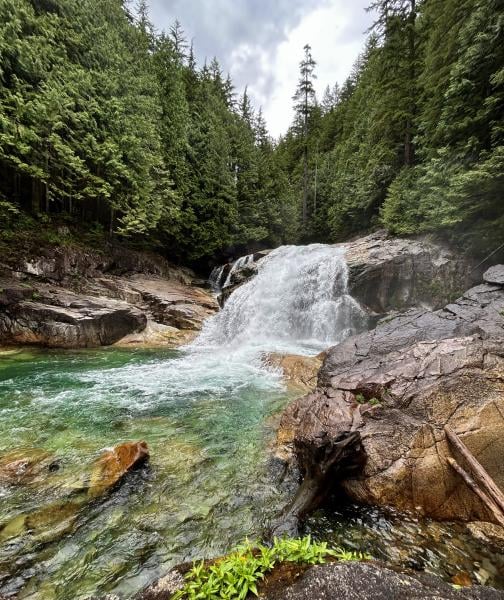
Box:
[222, 253, 254, 288]
[208, 264, 227, 292]
[197, 244, 366, 356]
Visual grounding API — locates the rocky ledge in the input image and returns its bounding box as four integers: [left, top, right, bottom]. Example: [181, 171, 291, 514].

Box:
[0, 244, 218, 348]
[216, 232, 478, 314]
[276, 265, 504, 527]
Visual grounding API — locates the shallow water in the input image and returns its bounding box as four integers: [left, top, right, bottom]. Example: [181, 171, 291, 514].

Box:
[0, 346, 295, 598]
[305, 504, 504, 589]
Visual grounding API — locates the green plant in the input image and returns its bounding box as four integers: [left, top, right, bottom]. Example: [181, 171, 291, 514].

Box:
[369, 398, 381, 407]
[355, 393, 366, 404]
[173, 537, 370, 600]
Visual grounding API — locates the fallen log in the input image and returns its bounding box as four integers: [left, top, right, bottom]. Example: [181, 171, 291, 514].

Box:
[446, 457, 504, 528]
[445, 426, 504, 514]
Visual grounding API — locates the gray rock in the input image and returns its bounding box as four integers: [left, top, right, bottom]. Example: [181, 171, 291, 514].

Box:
[343, 231, 477, 314]
[0, 286, 147, 348]
[277, 271, 504, 522]
[483, 265, 504, 286]
[263, 562, 504, 600]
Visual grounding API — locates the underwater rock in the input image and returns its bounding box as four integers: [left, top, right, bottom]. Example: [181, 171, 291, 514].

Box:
[88, 441, 150, 498]
[0, 448, 54, 485]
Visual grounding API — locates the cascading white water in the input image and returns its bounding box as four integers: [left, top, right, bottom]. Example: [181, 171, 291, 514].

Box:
[209, 264, 227, 292]
[198, 244, 366, 356]
[222, 253, 254, 288]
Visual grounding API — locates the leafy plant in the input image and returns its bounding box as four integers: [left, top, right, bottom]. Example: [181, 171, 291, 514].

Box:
[173, 536, 370, 600]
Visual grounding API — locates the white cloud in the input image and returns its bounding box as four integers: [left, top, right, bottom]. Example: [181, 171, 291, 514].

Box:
[247, 0, 372, 137]
[148, 0, 374, 138]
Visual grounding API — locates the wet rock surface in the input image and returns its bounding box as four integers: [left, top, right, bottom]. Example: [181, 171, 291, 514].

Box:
[343, 231, 477, 314]
[278, 266, 504, 522]
[261, 562, 504, 600]
[264, 353, 325, 393]
[0, 245, 217, 348]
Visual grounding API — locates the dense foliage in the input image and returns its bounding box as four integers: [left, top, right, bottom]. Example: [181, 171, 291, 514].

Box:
[0, 0, 502, 264]
[278, 0, 504, 255]
[0, 0, 294, 263]
[173, 536, 370, 600]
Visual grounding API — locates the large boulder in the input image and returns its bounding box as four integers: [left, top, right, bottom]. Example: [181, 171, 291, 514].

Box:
[343, 231, 477, 314]
[277, 267, 504, 523]
[0, 283, 147, 348]
[261, 562, 504, 600]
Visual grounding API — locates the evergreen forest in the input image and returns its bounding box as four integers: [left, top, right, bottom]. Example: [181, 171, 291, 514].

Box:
[1, 0, 503, 266]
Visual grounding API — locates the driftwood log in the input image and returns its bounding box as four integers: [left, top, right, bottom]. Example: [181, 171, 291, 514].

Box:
[445, 426, 504, 528]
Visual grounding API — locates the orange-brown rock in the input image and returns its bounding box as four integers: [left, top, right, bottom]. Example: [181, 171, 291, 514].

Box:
[0, 448, 53, 485]
[265, 353, 325, 393]
[88, 441, 149, 498]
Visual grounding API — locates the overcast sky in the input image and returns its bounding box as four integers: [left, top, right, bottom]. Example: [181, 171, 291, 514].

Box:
[148, 0, 375, 138]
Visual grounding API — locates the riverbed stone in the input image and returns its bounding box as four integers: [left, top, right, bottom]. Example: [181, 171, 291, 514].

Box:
[0, 448, 53, 485]
[88, 441, 150, 498]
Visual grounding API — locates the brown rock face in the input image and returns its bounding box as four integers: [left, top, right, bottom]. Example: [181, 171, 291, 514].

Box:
[278, 268, 504, 523]
[88, 441, 149, 498]
[265, 353, 325, 393]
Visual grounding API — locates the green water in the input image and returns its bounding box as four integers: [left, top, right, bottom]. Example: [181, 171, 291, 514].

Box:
[0, 347, 293, 598]
[1, 347, 503, 599]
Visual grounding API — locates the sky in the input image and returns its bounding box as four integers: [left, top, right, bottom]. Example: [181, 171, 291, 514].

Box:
[148, 0, 375, 138]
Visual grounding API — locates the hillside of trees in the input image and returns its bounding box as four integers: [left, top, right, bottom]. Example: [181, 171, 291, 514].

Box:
[0, 0, 503, 268]
[280, 0, 504, 257]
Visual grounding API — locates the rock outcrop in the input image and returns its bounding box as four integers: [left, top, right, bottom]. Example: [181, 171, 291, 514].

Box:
[343, 231, 477, 314]
[0, 282, 147, 347]
[0, 244, 218, 348]
[261, 562, 504, 600]
[277, 266, 504, 524]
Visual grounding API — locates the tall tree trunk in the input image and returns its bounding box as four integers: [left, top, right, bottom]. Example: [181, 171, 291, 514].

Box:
[404, 0, 416, 166]
[302, 144, 308, 226]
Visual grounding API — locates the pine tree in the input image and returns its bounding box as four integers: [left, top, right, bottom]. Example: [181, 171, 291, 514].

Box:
[292, 44, 317, 228]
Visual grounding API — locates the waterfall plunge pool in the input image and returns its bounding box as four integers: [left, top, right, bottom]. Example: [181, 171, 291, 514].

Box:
[1, 245, 503, 597]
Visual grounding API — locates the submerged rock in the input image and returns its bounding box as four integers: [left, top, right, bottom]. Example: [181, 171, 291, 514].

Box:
[277, 268, 504, 523]
[261, 562, 504, 600]
[88, 441, 149, 498]
[0, 448, 54, 485]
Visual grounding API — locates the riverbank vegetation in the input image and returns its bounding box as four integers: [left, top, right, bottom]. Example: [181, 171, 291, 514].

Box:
[0, 0, 502, 266]
[173, 537, 369, 600]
